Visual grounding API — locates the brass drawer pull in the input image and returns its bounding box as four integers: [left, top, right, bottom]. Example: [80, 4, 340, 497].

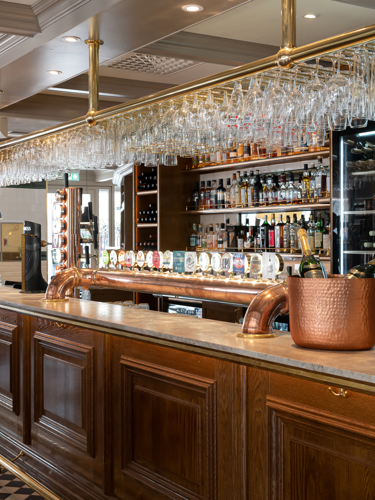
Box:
[328, 387, 347, 398]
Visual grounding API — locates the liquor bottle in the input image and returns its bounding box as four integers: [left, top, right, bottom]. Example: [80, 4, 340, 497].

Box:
[298, 229, 327, 278]
[270, 175, 278, 205]
[206, 225, 213, 249]
[275, 214, 284, 252]
[314, 212, 324, 254]
[253, 170, 262, 207]
[261, 175, 268, 206]
[190, 223, 197, 250]
[297, 174, 303, 204]
[260, 215, 269, 250]
[212, 223, 219, 250]
[192, 182, 199, 210]
[283, 215, 291, 252]
[289, 214, 299, 253]
[199, 181, 205, 210]
[222, 222, 228, 249]
[301, 164, 310, 203]
[237, 230, 245, 250]
[323, 216, 330, 253]
[247, 171, 255, 207]
[235, 171, 241, 206]
[210, 180, 217, 209]
[196, 224, 203, 249]
[230, 173, 237, 208]
[325, 163, 331, 198]
[241, 171, 249, 207]
[343, 257, 375, 279]
[307, 214, 315, 251]
[201, 228, 208, 250]
[278, 174, 287, 204]
[237, 140, 244, 161]
[217, 179, 226, 209]
[204, 181, 212, 209]
[218, 223, 225, 250]
[268, 217, 276, 250]
[225, 178, 231, 208]
[315, 158, 327, 198]
[286, 172, 296, 204]
[309, 167, 316, 202]
[244, 140, 250, 160]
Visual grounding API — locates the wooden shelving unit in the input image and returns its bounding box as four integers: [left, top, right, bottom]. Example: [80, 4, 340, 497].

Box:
[183, 149, 330, 175]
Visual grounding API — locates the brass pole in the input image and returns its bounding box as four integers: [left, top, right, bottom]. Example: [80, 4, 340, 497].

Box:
[84, 39, 103, 126]
[277, 0, 296, 68]
[0, 453, 61, 500]
[1, 23, 375, 148]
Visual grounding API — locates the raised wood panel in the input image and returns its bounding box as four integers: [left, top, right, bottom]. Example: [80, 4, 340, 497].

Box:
[120, 356, 217, 500]
[0, 322, 19, 415]
[0, 309, 17, 326]
[267, 396, 375, 500]
[34, 333, 94, 457]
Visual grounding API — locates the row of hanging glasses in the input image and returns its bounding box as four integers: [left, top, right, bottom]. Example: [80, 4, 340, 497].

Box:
[1, 43, 375, 185]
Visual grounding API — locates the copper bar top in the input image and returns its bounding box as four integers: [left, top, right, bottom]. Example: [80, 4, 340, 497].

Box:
[0, 286, 374, 390]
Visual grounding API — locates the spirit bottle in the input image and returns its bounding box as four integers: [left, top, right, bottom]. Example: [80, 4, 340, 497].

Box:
[286, 172, 297, 204]
[192, 182, 199, 210]
[268, 217, 276, 250]
[343, 257, 375, 279]
[241, 171, 249, 207]
[301, 164, 310, 203]
[218, 223, 225, 250]
[323, 216, 330, 253]
[253, 170, 262, 207]
[307, 214, 315, 251]
[212, 223, 220, 250]
[283, 215, 291, 252]
[247, 171, 255, 207]
[298, 229, 327, 278]
[260, 215, 269, 250]
[204, 181, 212, 209]
[225, 178, 231, 208]
[190, 223, 197, 250]
[210, 180, 217, 209]
[275, 214, 285, 252]
[196, 224, 203, 249]
[289, 214, 299, 253]
[198, 181, 205, 210]
[217, 179, 226, 209]
[278, 174, 287, 204]
[314, 212, 324, 254]
[234, 171, 241, 206]
[230, 173, 237, 208]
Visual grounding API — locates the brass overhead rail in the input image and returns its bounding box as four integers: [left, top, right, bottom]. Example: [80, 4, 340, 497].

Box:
[0, 452, 61, 500]
[1, 0, 375, 149]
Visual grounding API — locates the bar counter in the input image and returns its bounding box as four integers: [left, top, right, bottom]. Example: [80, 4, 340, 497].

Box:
[0, 286, 374, 499]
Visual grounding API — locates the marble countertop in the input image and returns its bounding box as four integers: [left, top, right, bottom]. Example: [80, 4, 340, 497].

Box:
[0, 286, 374, 387]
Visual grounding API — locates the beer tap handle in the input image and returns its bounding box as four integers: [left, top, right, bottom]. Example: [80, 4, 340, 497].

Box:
[85, 246, 90, 267]
[93, 215, 98, 250]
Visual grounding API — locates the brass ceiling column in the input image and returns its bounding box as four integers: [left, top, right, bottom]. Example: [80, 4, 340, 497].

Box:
[84, 39, 103, 126]
[277, 0, 296, 68]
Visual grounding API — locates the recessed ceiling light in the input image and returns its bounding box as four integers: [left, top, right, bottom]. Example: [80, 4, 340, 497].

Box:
[62, 36, 81, 43]
[182, 4, 204, 12]
[47, 70, 62, 75]
[304, 14, 319, 19]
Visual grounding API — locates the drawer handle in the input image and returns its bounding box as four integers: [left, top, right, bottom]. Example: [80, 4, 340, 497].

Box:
[328, 387, 347, 398]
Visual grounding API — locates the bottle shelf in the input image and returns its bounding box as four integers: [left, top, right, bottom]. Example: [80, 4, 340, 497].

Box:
[351, 170, 375, 176]
[136, 223, 158, 228]
[136, 190, 158, 196]
[185, 200, 330, 215]
[183, 150, 330, 174]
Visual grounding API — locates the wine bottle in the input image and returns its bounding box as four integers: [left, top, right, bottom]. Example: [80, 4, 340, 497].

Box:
[297, 229, 327, 278]
[343, 257, 375, 279]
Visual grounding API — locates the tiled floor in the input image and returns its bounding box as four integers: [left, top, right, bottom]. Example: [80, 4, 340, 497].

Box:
[0, 471, 45, 499]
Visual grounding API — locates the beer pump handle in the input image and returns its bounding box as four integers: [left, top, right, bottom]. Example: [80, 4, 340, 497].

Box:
[88, 202, 93, 222]
[64, 173, 69, 189]
[93, 216, 98, 250]
[85, 246, 90, 267]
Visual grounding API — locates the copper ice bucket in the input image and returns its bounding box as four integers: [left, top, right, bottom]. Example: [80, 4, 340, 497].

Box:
[288, 275, 375, 350]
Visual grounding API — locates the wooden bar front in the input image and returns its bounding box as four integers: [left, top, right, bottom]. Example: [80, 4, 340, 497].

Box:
[0, 290, 374, 499]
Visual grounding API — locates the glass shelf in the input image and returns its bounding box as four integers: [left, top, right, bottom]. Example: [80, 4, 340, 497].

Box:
[343, 210, 375, 215]
[343, 250, 375, 254]
[136, 223, 158, 228]
[136, 190, 158, 196]
[185, 201, 330, 215]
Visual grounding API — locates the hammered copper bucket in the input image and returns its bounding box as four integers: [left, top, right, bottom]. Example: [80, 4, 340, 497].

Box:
[288, 275, 375, 350]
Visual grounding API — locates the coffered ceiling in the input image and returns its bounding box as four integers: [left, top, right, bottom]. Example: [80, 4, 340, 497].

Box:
[0, 0, 374, 138]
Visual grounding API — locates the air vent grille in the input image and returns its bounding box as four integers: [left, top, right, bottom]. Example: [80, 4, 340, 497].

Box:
[106, 52, 201, 76]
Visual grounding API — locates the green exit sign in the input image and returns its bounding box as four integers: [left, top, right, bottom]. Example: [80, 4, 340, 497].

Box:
[68, 172, 80, 181]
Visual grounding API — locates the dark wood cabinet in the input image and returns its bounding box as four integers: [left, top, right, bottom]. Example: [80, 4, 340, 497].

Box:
[0, 307, 374, 500]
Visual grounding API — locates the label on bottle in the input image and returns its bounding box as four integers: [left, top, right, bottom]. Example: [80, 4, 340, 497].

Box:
[283, 227, 290, 249]
[222, 152, 228, 162]
[269, 229, 275, 248]
[216, 152, 221, 163]
[238, 237, 244, 250]
[275, 227, 280, 249]
[241, 188, 247, 206]
[218, 237, 223, 249]
[323, 234, 330, 250]
[304, 269, 325, 278]
[212, 234, 218, 248]
[315, 232, 323, 248]
[190, 236, 196, 247]
[230, 151, 237, 159]
[244, 145, 250, 158]
[308, 235, 315, 251]
[185, 252, 197, 273]
[210, 153, 216, 163]
[290, 229, 296, 249]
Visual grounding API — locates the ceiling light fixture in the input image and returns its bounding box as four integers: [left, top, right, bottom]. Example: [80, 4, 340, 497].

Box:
[303, 14, 319, 19]
[47, 70, 62, 75]
[62, 36, 81, 43]
[182, 4, 204, 12]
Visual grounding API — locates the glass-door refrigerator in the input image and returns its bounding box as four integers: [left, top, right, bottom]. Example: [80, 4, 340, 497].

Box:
[332, 122, 375, 274]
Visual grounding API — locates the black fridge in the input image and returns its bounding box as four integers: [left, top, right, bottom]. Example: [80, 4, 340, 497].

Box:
[332, 121, 375, 274]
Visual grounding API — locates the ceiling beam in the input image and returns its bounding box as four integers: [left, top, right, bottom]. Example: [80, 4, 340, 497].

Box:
[0, 1, 41, 36]
[138, 31, 278, 67]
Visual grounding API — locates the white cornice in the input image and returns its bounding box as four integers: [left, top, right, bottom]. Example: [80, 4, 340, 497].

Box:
[32, 0, 91, 31]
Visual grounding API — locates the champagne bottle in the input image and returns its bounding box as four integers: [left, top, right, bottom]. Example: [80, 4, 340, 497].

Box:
[297, 229, 327, 278]
[343, 257, 375, 279]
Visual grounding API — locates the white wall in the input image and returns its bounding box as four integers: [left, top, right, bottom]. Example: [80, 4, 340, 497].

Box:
[0, 187, 47, 240]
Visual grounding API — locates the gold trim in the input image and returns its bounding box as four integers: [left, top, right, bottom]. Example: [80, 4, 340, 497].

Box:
[0, 23, 375, 147]
[237, 332, 279, 339]
[40, 298, 69, 303]
[0, 453, 61, 500]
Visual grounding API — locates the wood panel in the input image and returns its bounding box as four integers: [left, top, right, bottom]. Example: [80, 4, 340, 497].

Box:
[33, 333, 95, 457]
[0, 322, 19, 414]
[267, 396, 375, 500]
[118, 355, 217, 500]
[0, 309, 17, 326]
